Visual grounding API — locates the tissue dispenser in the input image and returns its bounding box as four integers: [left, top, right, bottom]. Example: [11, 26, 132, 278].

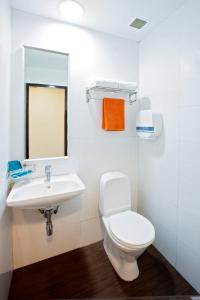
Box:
[136, 110, 162, 139]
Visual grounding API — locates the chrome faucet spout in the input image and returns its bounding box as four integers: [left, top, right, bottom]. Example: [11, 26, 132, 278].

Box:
[45, 165, 52, 182]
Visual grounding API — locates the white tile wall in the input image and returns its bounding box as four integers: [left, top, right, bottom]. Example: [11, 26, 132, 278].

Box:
[80, 218, 102, 247]
[11, 10, 139, 268]
[0, 0, 13, 299]
[139, 0, 200, 292]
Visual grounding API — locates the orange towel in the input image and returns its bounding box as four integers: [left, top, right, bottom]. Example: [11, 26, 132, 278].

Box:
[102, 98, 125, 131]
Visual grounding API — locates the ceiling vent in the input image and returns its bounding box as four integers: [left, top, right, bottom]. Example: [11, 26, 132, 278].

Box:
[130, 18, 147, 29]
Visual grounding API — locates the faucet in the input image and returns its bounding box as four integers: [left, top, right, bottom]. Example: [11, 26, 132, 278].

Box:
[45, 165, 52, 182]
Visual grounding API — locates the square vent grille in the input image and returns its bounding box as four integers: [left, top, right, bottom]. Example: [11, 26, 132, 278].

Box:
[130, 18, 147, 29]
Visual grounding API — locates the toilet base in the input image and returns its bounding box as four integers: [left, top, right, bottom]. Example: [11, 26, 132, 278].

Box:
[103, 233, 141, 281]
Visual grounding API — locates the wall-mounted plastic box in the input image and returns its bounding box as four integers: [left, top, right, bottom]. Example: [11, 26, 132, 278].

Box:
[136, 110, 163, 139]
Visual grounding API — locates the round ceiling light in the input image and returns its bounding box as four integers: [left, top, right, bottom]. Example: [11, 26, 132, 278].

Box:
[59, 0, 84, 21]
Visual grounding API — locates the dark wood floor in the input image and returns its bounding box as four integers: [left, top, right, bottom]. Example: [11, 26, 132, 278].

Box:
[8, 242, 198, 300]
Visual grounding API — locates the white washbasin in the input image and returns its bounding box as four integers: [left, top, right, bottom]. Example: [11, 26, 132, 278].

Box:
[7, 174, 85, 209]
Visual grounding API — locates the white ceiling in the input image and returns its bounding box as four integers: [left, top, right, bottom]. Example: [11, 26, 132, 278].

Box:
[11, 0, 186, 41]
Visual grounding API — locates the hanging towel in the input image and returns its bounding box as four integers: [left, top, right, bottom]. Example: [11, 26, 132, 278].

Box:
[102, 98, 125, 131]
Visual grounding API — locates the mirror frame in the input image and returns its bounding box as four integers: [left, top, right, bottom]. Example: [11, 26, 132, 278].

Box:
[23, 46, 69, 161]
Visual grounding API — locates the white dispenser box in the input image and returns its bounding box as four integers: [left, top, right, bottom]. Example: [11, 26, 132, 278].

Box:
[136, 110, 162, 139]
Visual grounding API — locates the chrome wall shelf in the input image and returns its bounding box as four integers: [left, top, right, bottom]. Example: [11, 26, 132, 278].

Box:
[86, 86, 137, 105]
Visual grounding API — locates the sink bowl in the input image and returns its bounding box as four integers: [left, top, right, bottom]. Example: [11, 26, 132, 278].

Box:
[7, 174, 85, 209]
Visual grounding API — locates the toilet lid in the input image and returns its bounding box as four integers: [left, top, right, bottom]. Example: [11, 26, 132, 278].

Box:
[109, 211, 155, 248]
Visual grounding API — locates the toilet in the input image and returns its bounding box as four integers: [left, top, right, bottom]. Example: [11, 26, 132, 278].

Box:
[99, 172, 155, 281]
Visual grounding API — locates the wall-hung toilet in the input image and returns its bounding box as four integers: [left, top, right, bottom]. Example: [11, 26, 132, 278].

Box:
[99, 172, 155, 281]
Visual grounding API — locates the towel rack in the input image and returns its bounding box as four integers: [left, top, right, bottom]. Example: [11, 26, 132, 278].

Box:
[86, 86, 137, 105]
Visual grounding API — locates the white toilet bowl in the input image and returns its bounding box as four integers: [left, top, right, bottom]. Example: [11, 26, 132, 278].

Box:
[99, 172, 155, 281]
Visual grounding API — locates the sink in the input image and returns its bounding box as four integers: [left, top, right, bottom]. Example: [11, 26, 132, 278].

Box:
[7, 174, 86, 209]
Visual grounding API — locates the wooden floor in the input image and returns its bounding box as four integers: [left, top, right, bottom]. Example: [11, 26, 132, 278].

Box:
[9, 242, 198, 300]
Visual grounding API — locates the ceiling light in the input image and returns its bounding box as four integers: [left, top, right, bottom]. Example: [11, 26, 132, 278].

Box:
[59, 0, 84, 21]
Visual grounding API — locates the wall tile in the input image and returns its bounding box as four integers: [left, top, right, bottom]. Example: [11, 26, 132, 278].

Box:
[180, 106, 200, 142]
[139, 0, 200, 292]
[177, 240, 200, 292]
[179, 161, 200, 214]
[0, 0, 13, 298]
[13, 208, 81, 268]
[178, 208, 200, 251]
[80, 217, 102, 248]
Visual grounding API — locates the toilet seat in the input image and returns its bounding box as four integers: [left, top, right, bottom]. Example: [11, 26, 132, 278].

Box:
[108, 210, 155, 249]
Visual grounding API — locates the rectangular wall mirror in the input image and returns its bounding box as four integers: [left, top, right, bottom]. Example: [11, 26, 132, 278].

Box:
[24, 47, 68, 159]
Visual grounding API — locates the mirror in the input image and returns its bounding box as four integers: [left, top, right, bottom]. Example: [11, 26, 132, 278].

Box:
[24, 47, 68, 159]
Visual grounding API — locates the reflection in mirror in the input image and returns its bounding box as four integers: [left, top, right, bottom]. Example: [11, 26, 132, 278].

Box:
[24, 47, 68, 159]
